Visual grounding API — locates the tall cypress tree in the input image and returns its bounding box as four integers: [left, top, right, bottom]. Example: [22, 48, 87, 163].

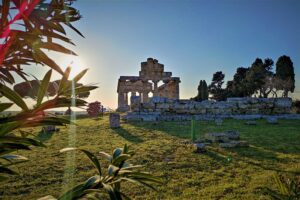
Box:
[201, 80, 208, 100]
[192, 80, 208, 101]
[275, 55, 295, 97]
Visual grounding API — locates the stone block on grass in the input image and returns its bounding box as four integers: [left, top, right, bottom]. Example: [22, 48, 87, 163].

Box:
[266, 117, 278, 124]
[219, 140, 249, 148]
[215, 118, 223, 126]
[224, 130, 240, 140]
[205, 133, 230, 143]
[245, 121, 257, 125]
[109, 113, 120, 128]
[194, 143, 206, 153]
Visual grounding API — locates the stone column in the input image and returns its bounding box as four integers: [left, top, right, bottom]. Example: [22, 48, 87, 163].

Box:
[118, 92, 126, 109]
[153, 80, 158, 96]
[173, 78, 180, 99]
[142, 91, 149, 103]
[175, 81, 180, 99]
[124, 92, 128, 106]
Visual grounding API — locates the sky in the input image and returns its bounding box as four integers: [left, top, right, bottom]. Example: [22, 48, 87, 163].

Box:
[13, 0, 300, 109]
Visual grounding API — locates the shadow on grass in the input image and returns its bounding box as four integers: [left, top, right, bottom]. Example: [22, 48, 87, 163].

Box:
[227, 146, 277, 161]
[93, 117, 104, 121]
[128, 121, 191, 139]
[203, 150, 229, 164]
[129, 120, 300, 154]
[35, 131, 55, 142]
[245, 159, 300, 175]
[112, 127, 144, 144]
[226, 146, 300, 175]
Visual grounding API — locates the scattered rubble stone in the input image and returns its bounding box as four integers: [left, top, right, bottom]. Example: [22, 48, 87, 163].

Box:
[205, 131, 240, 143]
[219, 142, 237, 148]
[200, 130, 248, 149]
[224, 130, 240, 140]
[205, 133, 231, 143]
[42, 125, 59, 132]
[215, 118, 223, 126]
[219, 140, 249, 148]
[194, 143, 206, 153]
[266, 117, 278, 124]
[245, 121, 257, 125]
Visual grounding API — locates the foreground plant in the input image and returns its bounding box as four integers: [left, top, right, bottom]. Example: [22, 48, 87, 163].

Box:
[260, 174, 300, 199]
[0, 0, 83, 83]
[43, 144, 162, 200]
[0, 0, 97, 181]
[0, 68, 97, 180]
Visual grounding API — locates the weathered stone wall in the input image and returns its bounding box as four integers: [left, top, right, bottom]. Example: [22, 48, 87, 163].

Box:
[131, 97, 292, 114]
[125, 97, 294, 121]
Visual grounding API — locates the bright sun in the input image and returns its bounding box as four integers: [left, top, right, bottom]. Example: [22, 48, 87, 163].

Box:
[60, 55, 85, 79]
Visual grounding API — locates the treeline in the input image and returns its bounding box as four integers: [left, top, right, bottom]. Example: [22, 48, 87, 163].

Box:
[192, 55, 295, 101]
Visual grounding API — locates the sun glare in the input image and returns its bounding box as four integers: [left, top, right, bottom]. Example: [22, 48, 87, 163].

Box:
[61, 55, 85, 79]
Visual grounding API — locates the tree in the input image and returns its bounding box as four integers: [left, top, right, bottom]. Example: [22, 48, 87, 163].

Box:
[87, 101, 103, 117]
[245, 58, 274, 97]
[226, 67, 250, 97]
[275, 55, 295, 97]
[208, 71, 226, 101]
[192, 80, 208, 101]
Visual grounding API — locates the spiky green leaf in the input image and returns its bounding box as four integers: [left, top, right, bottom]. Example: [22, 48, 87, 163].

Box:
[0, 84, 28, 111]
[112, 148, 123, 160]
[36, 70, 52, 106]
[60, 148, 102, 176]
[73, 69, 88, 83]
[0, 103, 13, 112]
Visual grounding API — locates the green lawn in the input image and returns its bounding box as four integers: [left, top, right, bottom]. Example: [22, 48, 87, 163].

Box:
[1, 116, 300, 199]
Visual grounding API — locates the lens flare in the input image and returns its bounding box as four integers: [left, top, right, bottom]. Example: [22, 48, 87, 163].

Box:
[62, 80, 77, 194]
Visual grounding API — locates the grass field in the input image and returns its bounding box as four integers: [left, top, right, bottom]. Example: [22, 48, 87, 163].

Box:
[1, 116, 300, 199]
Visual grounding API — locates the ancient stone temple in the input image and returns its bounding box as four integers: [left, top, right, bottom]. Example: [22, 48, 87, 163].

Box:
[117, 58, 181, 111]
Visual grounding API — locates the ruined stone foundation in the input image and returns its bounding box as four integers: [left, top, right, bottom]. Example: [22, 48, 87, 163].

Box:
[124, 97, 299, 121]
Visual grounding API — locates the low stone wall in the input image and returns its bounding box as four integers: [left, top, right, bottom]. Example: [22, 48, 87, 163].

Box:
[125, 97, 295, 121]
[132, 97, 292, 115]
